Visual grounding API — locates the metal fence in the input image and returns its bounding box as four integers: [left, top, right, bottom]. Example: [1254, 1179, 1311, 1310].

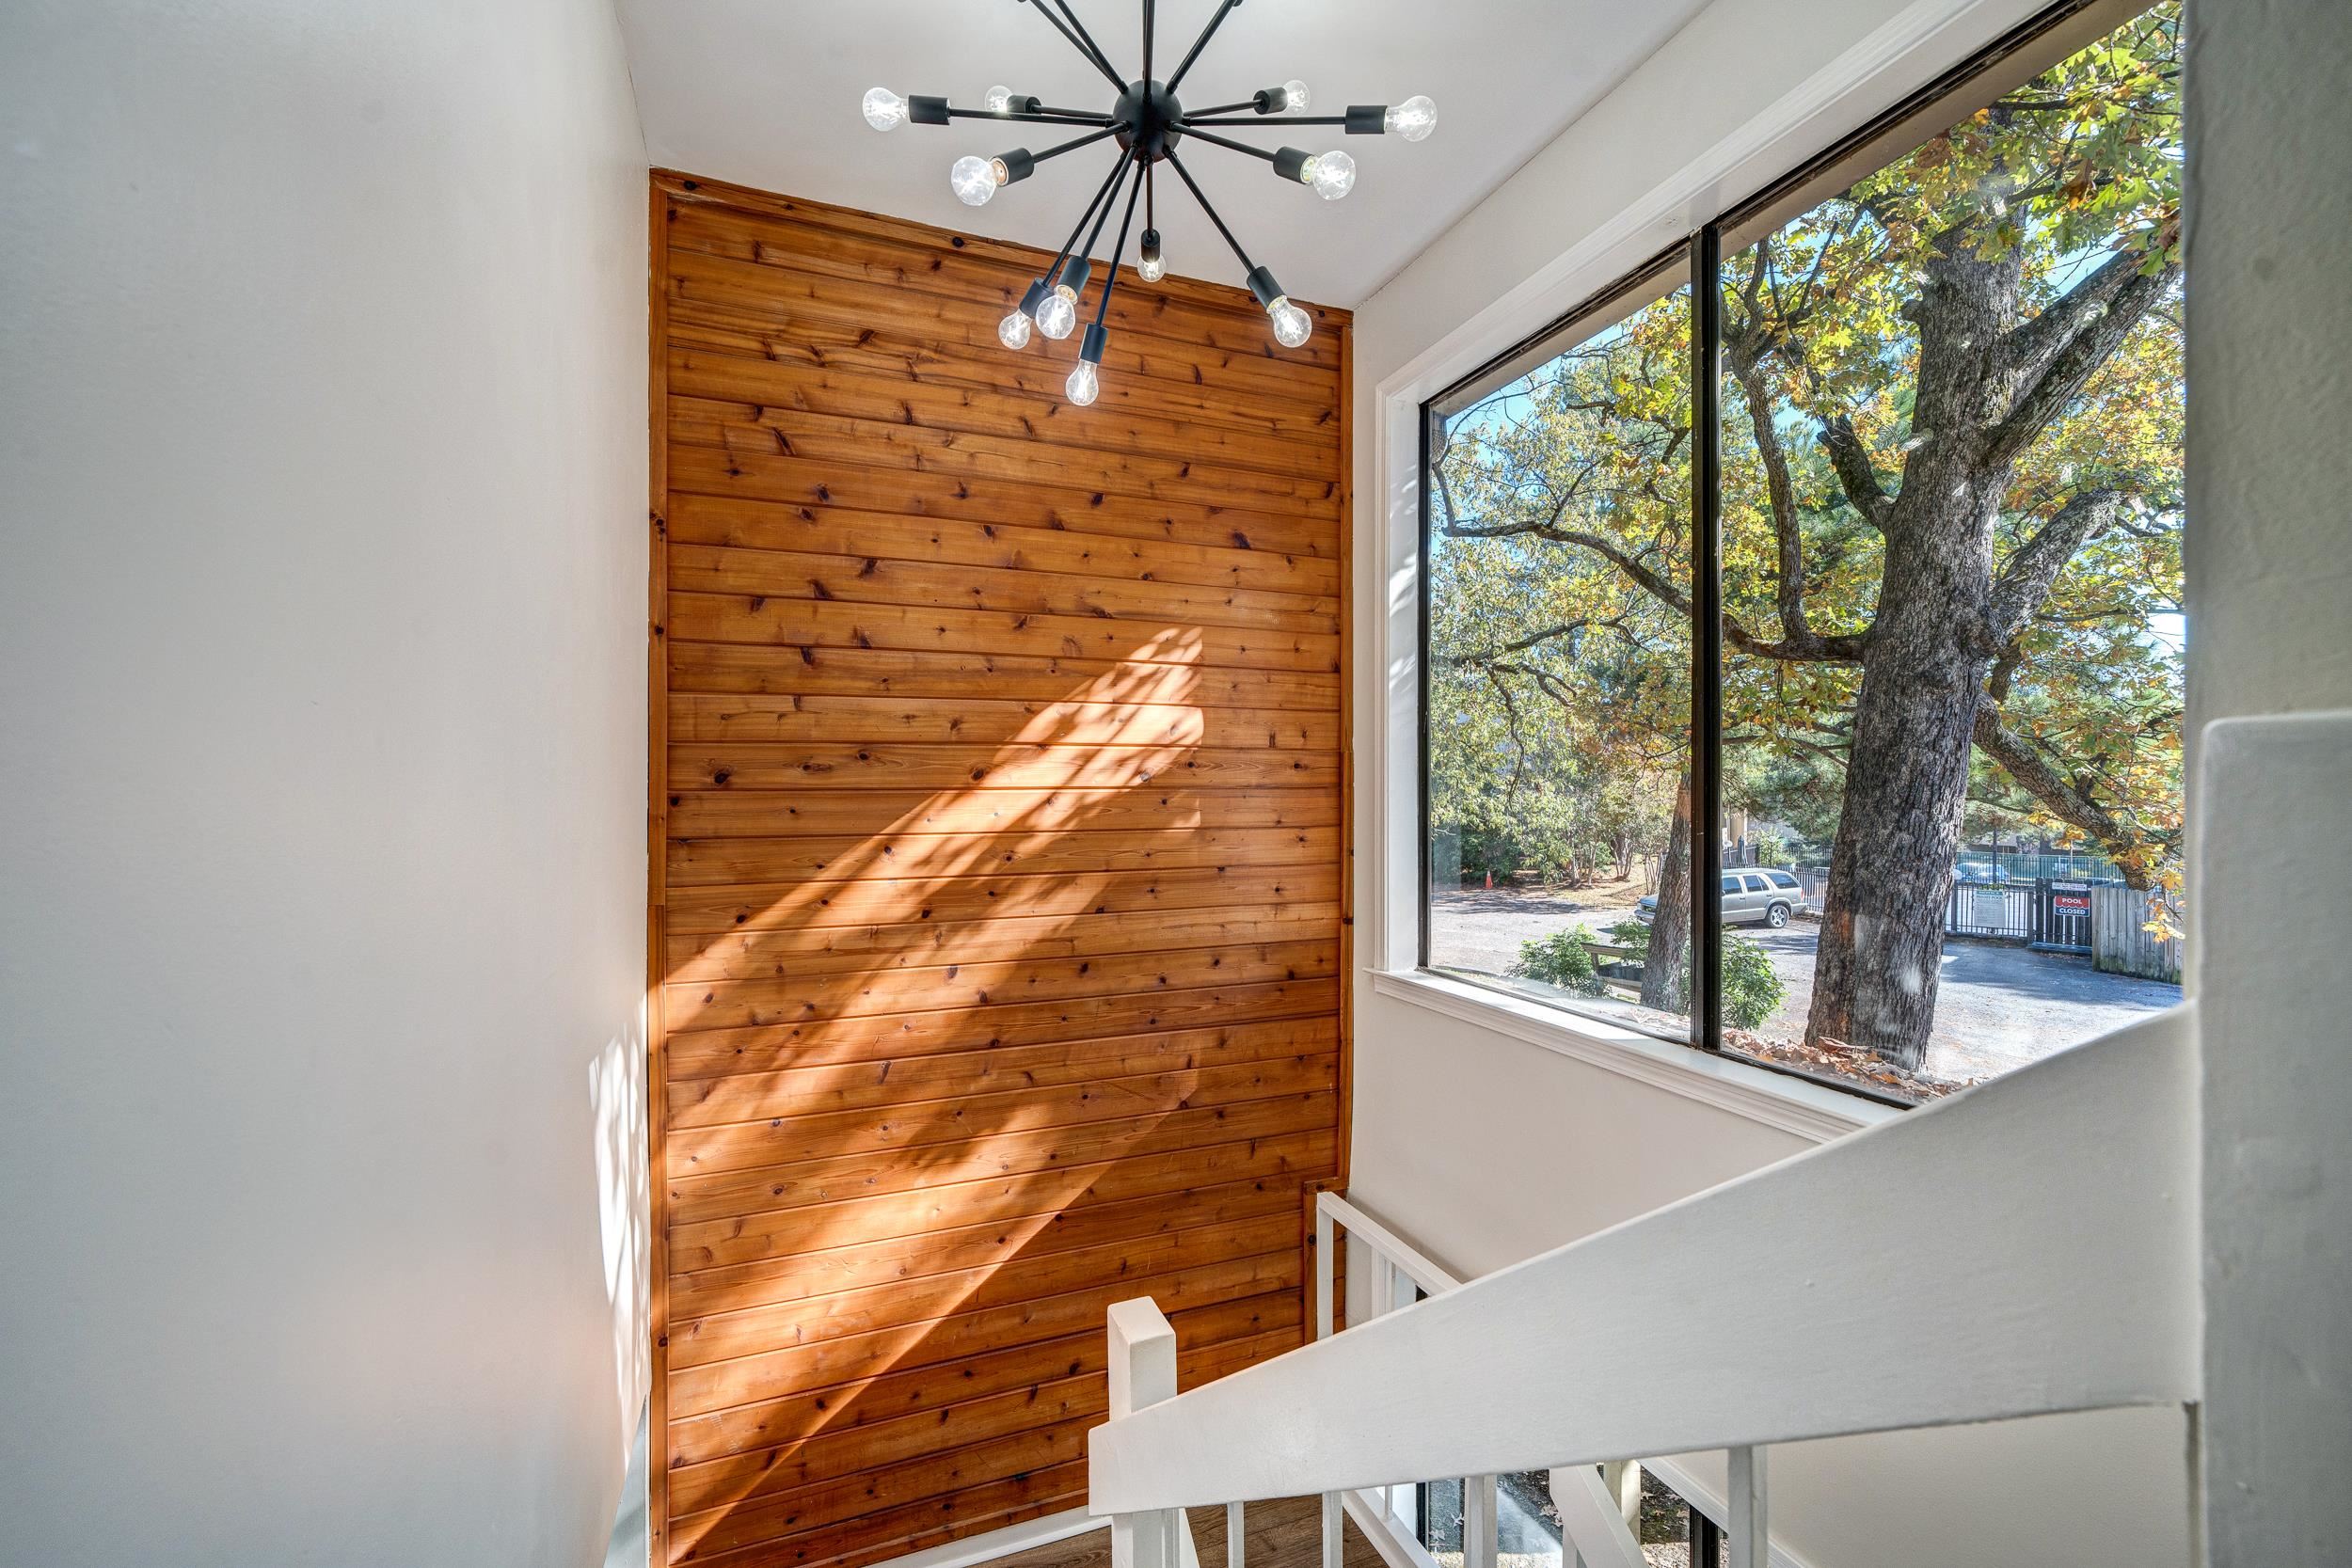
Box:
[1939, 877, 2099, 952]
[1946, 879, 2038, 941]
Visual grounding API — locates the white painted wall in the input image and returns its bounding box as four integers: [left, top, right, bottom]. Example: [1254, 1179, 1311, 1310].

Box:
[1343, 0, 2195, 1561]
[0, 4, 649, 1565]
[2183, 0, 2352, 1558]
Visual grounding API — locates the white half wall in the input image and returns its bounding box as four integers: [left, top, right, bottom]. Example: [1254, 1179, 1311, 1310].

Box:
[2183, 0, 2352, 1557]
[1343, 0, 2194, 1562]
[0, 4, 649, 1565]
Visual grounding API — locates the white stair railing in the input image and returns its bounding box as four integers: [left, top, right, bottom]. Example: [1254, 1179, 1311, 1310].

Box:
[1089, 1002, 2200, 1568]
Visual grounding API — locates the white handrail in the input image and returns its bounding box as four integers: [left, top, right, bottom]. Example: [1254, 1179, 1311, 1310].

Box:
[1316, 1191, 1462, 1297]
[1088, 1002, 2198, 1514]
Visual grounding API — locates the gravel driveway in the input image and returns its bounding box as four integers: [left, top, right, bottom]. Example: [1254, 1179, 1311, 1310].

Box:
[1429, 885, 2182, 1083]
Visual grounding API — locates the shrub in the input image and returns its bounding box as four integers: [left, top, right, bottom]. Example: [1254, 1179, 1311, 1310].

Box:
[1514, 926, 1608, 996]
[1598, 920, 1785, 1028]
[1721, 934, 1785, 1030]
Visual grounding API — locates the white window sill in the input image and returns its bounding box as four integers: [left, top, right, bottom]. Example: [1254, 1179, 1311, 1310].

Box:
[1367, 968, 1901, 1144]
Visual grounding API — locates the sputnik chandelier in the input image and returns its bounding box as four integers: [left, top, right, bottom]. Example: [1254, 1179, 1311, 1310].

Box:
[862, 0, 1436, 405]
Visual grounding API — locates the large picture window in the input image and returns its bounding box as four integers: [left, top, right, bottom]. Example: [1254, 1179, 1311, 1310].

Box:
[1421, 0, 2184, 1103]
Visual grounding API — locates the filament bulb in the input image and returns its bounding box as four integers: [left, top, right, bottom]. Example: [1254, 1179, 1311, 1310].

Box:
[1067, 359, 1100, 406]
[985, 85, 1014, 114]
[951, 154, 1005, 206]
[1267, 296, 1313, 349]
[1301, 150, 1356, 200]
[1282, 80, 1311, 111]
[863, 87, 908, 131]
[1036, 285, 1078, 340]
[1384, 96, 1438, 142]
[998, 309, 1033, 349]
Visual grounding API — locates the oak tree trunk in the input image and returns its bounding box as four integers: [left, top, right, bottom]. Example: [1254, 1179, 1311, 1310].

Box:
[1643, 771, 1694, 1015]
[1804, 497, 1999, 1071]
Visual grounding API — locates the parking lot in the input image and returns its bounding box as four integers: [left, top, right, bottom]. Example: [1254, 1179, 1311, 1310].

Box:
[1427, 884, 2183, 1083]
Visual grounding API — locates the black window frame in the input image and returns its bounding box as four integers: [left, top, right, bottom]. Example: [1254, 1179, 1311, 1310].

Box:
[1414, 0, 2120, 1108]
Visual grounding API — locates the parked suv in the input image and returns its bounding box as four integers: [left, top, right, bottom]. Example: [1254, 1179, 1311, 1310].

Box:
[1636, 869, 1808, 927]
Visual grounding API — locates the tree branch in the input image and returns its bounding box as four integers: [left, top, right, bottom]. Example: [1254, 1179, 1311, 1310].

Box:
[1986, 488, 2124, 646]
[1971, 706, 2166, 888]
[1983, 228, 2182, 470]
[1725, 340, 1816, 646]
[1815, 413, 1892, 529]
[1439, 519, 1868, 663]
[1439, 621, 1589, 666]
[1996, 217, 2177, 394]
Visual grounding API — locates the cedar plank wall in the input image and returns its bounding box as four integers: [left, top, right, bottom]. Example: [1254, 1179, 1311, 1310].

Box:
[647, 172, 1352, 1568]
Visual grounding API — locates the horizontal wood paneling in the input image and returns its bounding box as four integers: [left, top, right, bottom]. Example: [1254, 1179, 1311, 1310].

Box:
[665, 491, 1341, 598]
[649, 173, 1347, 1568]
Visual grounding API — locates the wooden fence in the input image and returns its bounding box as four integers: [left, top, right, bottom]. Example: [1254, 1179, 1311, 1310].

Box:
[2092, 883, 2185, 983]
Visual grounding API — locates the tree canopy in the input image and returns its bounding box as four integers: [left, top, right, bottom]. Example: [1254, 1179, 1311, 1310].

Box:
[1427, 2, 2184, 1065]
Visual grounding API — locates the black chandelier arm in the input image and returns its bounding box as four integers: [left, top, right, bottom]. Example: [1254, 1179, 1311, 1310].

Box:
[946, 106, 1114, 127]
[1142, 0, 1156, 87]
[1045, 154, 1135, 285]
[1017, 0, 1129, 91]
[1182, 115, 1358, 128]
[1180, 101, 1263, 119]
[1094, 160, 1148, 327]
[1165, 0, 1243, 92]
[1164, 150, 1255, 272]
[1173, 125, 1279, 165]
[1047, 0, 1122, 84]
[1079, 156, 1136, 261]
[1030, 123, 1130, 165]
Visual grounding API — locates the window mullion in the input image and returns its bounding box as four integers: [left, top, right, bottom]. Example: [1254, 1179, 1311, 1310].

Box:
[1691, 225, 1725, 1052]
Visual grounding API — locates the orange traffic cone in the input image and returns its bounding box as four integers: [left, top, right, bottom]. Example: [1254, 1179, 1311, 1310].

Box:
[1485, 870, 1493, 890]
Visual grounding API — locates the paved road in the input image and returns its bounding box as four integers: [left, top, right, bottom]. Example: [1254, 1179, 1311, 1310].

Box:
[1429, 885, 2182, 1083]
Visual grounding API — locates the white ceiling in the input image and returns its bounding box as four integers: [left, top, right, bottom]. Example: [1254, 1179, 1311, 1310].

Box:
[616, 1, 1710, 307]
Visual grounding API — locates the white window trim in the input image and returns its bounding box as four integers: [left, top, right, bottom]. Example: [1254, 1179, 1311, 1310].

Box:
[1366, 0, 2052, 1138]
[1373, 969, 1891, 1143]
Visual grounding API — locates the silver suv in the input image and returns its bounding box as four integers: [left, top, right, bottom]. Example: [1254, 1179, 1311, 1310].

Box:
[1724, 868, 1806, 927]
[1636, 869, 1808, 928]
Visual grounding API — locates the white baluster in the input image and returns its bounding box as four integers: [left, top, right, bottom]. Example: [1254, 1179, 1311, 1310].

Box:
[1227, 1501, 1246, 1568]
[1725, 1446, 1767, 1568]
[1316, 1204, 1340, 1568]
[1108, 1300, 1183, 1568]
[1465, 1475, 1499, 1568]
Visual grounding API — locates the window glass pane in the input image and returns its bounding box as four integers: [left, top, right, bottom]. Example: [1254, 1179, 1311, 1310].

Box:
[1497, 1472, 1564, 1568]
[1637, 1470, 1700, 1567]
[1423, 281, 1697, 1042]
[1417, 1479, 1465, 1567]
[1714, 2, 2185, 1101]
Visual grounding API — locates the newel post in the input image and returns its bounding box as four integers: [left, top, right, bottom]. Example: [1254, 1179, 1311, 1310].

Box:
[1107, 1298, 1186, 1568]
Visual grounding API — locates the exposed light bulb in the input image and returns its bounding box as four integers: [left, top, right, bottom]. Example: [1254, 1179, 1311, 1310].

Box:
[863, 87, 908, 132]
[1137, 229, 1166, 284]
[1283, 79, 1311, 112]
[1301, 150, 1356, 200]
[951, 154, 1005, 207]
[998, 309, 1033, 349]
[1267, 296, 1313, 349]
[1067, 359, 1100, 406]
[1036, 285, 1078, 340]
[985, 85, 1014, 114]
[1384, 95, 1438, 142]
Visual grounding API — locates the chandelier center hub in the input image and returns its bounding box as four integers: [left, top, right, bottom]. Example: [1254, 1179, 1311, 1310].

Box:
[1113, 79, 1184, 163]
